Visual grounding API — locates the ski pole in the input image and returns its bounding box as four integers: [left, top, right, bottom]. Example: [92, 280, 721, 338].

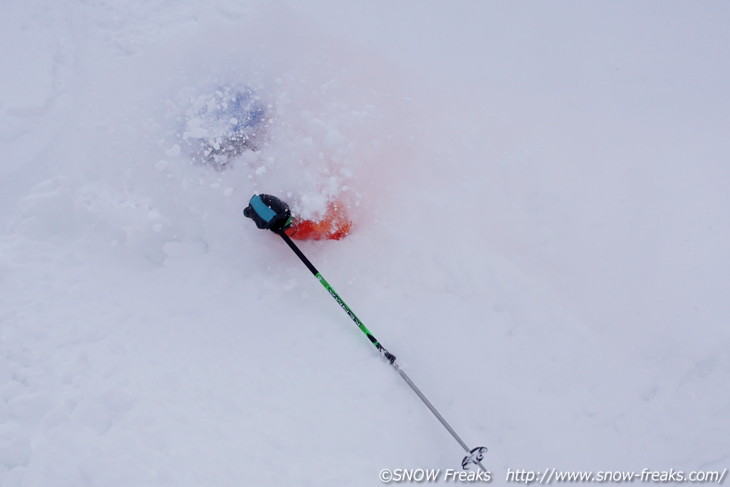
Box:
[243, 193, 488, 471]
[277, 229, 397, 363]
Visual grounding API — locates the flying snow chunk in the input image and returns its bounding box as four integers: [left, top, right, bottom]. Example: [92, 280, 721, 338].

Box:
[179, 85, 267, 168]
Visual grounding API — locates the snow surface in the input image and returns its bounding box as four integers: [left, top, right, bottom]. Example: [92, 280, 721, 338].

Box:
[2, 1, 729, 485]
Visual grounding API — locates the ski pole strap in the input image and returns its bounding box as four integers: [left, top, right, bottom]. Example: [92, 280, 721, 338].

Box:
[249, 195, 278, 223]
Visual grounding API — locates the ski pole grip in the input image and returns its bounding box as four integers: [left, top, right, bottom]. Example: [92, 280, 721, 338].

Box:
[243, 194, 292, 232]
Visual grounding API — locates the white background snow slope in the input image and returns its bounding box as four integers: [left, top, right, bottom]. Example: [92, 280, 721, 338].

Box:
[1, 1, 729, 486]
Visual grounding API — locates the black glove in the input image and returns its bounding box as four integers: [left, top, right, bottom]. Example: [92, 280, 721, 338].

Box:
[243, 194, 292, 232]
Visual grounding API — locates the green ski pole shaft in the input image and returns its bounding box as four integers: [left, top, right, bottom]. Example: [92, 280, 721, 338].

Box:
[278, 230, 396, 363]
[276, 230, 488, 472]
